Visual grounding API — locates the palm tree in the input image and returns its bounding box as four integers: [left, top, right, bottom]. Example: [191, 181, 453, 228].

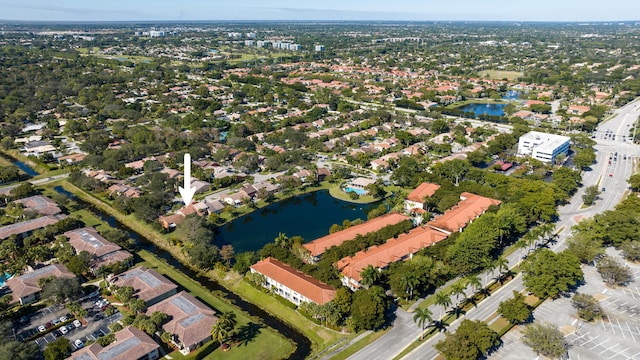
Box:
[483, 258, 497, 285]
[274, 232, 291, 248]
[496, 256, 509, 283]
[434, 290, 452, 320]
[401, 273, 419, 300]
[451, 281, 467, 307]
[413, 307, 433, 340]
[360, 265, 381, 288]
[213, 311, 237, 345]
[466, 275, 483, 295]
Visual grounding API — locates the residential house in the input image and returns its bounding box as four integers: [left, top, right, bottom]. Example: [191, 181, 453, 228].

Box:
[251, 257, 336, 305]
[158, 204, 202, 229]
[348, 177, 376, 190]
[109, 266, 178, 306]
[303, 212, 410, 262]
[6, 263, 76, 304]
[65, 227, 133, 273]
[404, 182, 440, 212]
[147, 291, 218, 354]
[204, 198, 226, 214]
[427, 192, 501, 234]
[335, 226, 448, 291]
[568, 105, 591, 116]
[13, 195, 61, 215]
[67, 326, 160, 360]
[0, 214, 67, 240]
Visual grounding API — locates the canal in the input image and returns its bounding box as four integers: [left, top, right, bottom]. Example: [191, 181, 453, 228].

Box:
[52, 186, 312, 359]
[216, 190, 381, 253]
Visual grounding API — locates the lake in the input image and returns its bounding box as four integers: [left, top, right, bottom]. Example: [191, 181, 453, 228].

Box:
[215, 190, 380, 253]
[459, 103, 507, 117]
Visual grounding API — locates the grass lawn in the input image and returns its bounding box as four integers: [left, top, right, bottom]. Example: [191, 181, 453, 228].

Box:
[219, 277, 347, 355]
[137, 250, 295, 360]
[332, 330, 388, 360]
[478, 70, 524, 81]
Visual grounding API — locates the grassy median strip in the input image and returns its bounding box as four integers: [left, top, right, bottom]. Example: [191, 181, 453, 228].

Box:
[329, 330, 389, 360]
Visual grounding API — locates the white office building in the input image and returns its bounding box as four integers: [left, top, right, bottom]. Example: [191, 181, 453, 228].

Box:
[517, 131, 570, 163]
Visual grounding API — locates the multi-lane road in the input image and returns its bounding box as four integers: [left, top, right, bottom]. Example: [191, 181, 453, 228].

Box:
[345, 98, 640, 360]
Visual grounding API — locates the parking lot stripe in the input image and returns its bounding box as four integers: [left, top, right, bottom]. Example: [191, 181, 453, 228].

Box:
[608, 346, 630, 359]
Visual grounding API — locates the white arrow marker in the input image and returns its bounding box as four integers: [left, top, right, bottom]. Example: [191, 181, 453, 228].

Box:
[178, 153, 196, 206]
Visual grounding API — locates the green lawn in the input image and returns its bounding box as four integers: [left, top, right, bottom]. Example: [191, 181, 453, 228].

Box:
[331, 330, 388, 360]
[478, 70, 523, 81]
[220, 277, 348, 355]
[137, 250, 295, 360]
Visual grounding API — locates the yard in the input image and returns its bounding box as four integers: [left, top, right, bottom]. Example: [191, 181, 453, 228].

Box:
[478, 70, 524, 81]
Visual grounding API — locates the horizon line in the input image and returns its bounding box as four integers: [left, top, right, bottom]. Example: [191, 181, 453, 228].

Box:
[1, 19, 640, 24]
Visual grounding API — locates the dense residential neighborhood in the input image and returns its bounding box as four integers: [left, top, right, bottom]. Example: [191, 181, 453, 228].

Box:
[0, 12, 640, 360]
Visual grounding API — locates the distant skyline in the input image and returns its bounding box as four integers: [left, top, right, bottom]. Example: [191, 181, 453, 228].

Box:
[0, 0, 639, 22]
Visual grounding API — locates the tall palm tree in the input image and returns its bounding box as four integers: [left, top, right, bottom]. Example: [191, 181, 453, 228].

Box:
[434, 290, 452, 320]
[274, 232, 290, 248]
[360, 265, 381, 288]
[413, 307, 433, 340]
[466, 275, 483, 295]
[483, 258, 497, 285]
[212, 311, 237, 345]
[401, 273, 419, 300]
[451, 281, 467, 307]
[496, 256, 509, 283]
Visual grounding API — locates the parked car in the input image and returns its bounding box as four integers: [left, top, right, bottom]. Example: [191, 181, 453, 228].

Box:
[60, 326, 69, 335]
[74, 339, 84, 349]
[59, 316, 68, 323]
[37, 325, 46, 333]
[73, 320, 82, 328]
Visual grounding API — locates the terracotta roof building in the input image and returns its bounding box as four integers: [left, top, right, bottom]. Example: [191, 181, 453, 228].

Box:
[6, 263, 76, 304]
[65, 227, 133, 273]
[110, 267, 178, 306]
[0, 214, 67, 240]
[303, 213, 410, 262]
[251, 257, 336, 305]
[147, 292, 218, 354]
[427, 192, 501, 234]
[404, 182, 440, 212]
[335, 226, 448, 290]
[66, 326, 160, 360]
[13, 195, 61, 215]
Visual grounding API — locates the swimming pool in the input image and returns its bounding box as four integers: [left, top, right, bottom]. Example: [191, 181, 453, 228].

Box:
[344, 187, 367, 195]
[0, 272, 13, 287]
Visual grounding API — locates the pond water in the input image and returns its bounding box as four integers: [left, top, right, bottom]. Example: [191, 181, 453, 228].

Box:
[459, 103, 507, 117]
[51, 186, 311, 359]
[12, 160, 39, 176]
[216, 190, 380, 253]
[503, 90, 521, 100]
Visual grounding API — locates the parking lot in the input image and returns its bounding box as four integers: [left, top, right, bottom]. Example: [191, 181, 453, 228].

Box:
[490, 248, 640, 360]
[15, 294, 122, 351]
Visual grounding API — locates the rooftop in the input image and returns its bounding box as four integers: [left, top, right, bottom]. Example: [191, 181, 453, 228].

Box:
[0, 214, 67, 240]
[6, 263, 75, 300]
[110, 266, 177, 304]
[13, 195, 61, 215]
[65, 227, 122, 257]
[406, 182, 440, 203]
[427, 192, 501, 234]
[335, 226, 448, 286]
[251, 257, 336, 305]
[303, 212, 410, 257]
[66, 326, 159, 360]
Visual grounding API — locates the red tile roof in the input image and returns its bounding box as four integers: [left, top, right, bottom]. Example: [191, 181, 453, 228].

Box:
[427, 192, 501, 233]
[6, 263, 76, 301]
[335, 226, 448, 287]
[66, 326, 159, 360]
[251, 257, 336, 305]
[406, 182, 440, 203]
[303, 213, 410, 257]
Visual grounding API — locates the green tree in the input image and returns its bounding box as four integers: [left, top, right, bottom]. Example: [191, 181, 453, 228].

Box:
[435, 319, 500, 360]
[41, 277, 82, 305]
[596, 256, 632, 286]
[621, 241, 640, 262]
[212, 311, 237, 344]
[522, 249, 583, 299]
[44, 337, 71, 360]
[628, 173, 640, 192]
[360, 265, 381, 288]
[565, 233, 604, 264]
[522, 322, 567, 359]
[435, 291, 452, 320]
[582, 185, 599, 206]
[413, 307, 433, 340]
[350, 286, 388, 331]
[571, 293, 603, 322]
[498, 291, 532, 324]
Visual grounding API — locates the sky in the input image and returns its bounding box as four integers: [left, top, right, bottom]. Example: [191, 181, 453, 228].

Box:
[0, 0, 639, 22]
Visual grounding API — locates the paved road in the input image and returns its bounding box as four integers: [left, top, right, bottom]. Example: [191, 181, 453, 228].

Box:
[346, 98, 640, 360]
[0, 173, 69, 193]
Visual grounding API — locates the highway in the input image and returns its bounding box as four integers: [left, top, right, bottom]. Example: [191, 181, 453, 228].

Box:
[346, 98, 640, 360]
